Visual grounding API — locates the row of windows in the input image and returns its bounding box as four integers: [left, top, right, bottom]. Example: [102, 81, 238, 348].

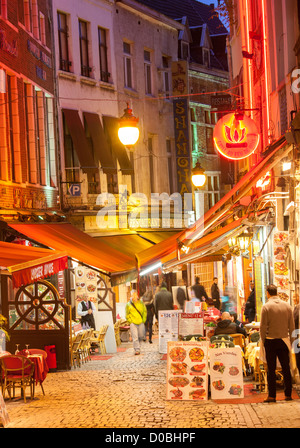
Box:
[16, 0, 47, 46]
[57, 11, 171, 96]
[0, 72, 57, 187]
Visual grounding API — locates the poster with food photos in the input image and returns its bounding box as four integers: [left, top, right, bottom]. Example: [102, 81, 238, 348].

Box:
[75, 266, 98, 314]
[273, 230, 290, 302]
[166, 341, 209, 401]
[210, 347, 244, 400]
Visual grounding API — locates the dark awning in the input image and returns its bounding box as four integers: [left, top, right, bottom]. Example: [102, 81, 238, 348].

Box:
[102, 116, 134, 175]
[62, 109, 97, 173]
[83, 112, 117, 175]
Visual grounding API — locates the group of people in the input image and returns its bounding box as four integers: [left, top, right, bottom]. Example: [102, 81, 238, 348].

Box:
[125, 277, 222, 355]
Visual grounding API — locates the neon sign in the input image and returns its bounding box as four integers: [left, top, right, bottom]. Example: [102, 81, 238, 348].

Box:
[213, 113, 260, 160]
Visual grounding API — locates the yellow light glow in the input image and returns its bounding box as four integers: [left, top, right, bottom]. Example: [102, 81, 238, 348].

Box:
[118, 126, 140, 147]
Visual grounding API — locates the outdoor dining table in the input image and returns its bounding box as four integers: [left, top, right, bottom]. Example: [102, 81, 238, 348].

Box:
[18, 351, 49, 396]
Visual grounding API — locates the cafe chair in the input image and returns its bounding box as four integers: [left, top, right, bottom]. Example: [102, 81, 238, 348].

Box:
[90, 325, 108, 355]
[1, 355, 34, 403]
[230, 334, 246, 350]
[79, 329, 93, 363]
[71, 332, 84, 368]
[250, 332, 260, 343]
[210, 335, 234, 348]
[114, 323, 121, 347]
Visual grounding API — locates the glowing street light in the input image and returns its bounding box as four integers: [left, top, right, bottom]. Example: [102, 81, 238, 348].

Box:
[118, 103, 139, 149]
[191, 162, 206, 188]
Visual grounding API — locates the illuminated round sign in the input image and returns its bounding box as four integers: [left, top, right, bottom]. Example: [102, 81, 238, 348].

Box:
[213, 113, 260, 160]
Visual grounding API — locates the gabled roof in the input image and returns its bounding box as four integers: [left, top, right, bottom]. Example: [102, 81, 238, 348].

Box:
[135, 0, 228, 35]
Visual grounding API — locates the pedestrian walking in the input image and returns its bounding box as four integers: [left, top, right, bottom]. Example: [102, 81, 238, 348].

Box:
[244, 281, 256, 322]
[154, 281, 173, 320]
[211, 277, 221, 310]
[176, 279, 186, 310]
[260, 284, 295, 403]
[293, 292, 300, 376]
[142, 288, 155, 344]
[125, 289, 147, 355]
[192, 277, 209, 303]
[77, 294, 96, 329]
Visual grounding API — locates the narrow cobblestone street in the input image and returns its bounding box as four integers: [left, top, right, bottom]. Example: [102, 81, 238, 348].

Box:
[3, 337, 300, 430]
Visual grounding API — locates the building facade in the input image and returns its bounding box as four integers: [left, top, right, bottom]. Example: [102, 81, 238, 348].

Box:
[0, 0, 58, 229]
[227, 0, 300, 314]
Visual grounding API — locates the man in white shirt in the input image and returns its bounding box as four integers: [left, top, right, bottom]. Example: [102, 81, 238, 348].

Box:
[77, 295, 96, 329]
[260, 284, 294, 402]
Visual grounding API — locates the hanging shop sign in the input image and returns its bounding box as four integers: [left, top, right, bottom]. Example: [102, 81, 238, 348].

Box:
[213, 113, 260, 160]
[11, 255, 68, 288]
[173, 98, 192, 195]
[166, 340, 209, 401]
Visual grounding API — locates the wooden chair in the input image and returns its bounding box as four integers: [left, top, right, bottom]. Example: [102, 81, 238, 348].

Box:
[1, 355, 34, 403]
[80, 329, 93, 362]
[210, 335, 234, 348]
[230, 333, 246, 350]
[71, 332, 84, 368]
[90, 325, 108, 354]
[114, 323, 121, 347]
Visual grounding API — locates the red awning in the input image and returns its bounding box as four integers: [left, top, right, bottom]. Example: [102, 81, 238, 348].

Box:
[0, 241, 68, 288]
[8, 223, 136, 274]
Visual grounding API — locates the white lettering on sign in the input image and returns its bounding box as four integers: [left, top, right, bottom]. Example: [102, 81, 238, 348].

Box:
[31, 262, 54, 281]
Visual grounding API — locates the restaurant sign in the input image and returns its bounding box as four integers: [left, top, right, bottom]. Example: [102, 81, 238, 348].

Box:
[11, 255, 68, 288]
[173, 99, 192, 195]
[213, 113, 260, 160]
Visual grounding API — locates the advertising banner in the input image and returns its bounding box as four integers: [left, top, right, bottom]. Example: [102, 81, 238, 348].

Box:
[273, 230, 290, 302]
[210, 347, 244, 400]
[75, 266, 98, 318]
[166, 341, 209, 401]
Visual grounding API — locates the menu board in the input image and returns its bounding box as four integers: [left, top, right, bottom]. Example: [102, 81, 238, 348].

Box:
[166, 341, 209, 401]
[210, 347, 244, 400]
[178, 313, 204, 339]
[75, 266, 98, 316]
[273, 230, 290, 302]
[159, 311, 180, 354]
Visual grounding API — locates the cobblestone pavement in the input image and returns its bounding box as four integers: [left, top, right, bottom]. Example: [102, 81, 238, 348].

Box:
[3, 338, 300, 429]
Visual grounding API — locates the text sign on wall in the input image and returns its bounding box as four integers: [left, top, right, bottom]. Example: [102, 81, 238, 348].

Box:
[173, 99, 192, 195]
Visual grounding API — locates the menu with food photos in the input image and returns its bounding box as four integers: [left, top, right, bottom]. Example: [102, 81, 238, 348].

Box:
[210, 347, 244, 400]
[75, 266, 98, 317]
[166, 341, 209, 401]
[273, 230, 290, 302]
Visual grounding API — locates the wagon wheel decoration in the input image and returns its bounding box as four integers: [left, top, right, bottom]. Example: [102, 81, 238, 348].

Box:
[97, 276, 110, 308]
[12, 280, 65, 330]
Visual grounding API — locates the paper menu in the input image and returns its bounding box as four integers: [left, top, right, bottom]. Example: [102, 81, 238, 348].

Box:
[178, 313, 204, 339]
[166, 341, 209, 401]
[158, 311, 180, 354]
[210, 347, 244, 400]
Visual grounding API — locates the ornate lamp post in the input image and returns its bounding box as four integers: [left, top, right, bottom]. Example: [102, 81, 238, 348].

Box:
[191, 162, 206, 188]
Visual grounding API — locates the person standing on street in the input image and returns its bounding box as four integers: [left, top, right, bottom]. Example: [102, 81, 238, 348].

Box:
[77, 294, 96, 330]
[126, 289, 147, 355]
[142, 288, 155, 344]
[192, 277, 209, 303]
[154, 282, 173, 320]
[293, 292, 300, 376]
[176, 279, 186, 311]
[260, 284, 295, 403]
[211, 277, 221, 310]
[244, 281, 256, 322]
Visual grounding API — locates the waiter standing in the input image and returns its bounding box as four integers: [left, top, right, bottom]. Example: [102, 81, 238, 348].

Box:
[77, 294, 96, 330]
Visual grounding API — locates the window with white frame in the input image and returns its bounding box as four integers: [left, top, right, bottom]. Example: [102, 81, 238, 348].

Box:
[162, 56, 170, 98]
[58, 11, 71, 72]
[144, 50, 152, 95]
[206, 174, 220, 209]
[79, 19, 91, 78]
[123, 41, 133, 88]
[98, 27, 110, 83]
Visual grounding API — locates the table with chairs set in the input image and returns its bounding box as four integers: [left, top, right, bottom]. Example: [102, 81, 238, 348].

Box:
[0, 348, 49, 403]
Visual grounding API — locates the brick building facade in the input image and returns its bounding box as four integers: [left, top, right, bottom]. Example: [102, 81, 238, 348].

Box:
[0, 0, 58, 228]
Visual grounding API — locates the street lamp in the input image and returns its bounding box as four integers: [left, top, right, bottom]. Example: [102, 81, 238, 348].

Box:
[191, 162, 206, 188]
[118, 103, 139, 149]
[236, 230, 251, 251]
